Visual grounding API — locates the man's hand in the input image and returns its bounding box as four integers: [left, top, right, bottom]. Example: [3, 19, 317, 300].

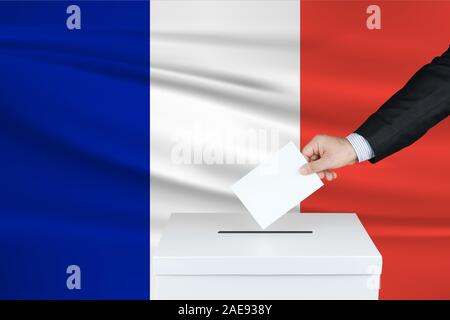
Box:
[299, 134, 358, 181]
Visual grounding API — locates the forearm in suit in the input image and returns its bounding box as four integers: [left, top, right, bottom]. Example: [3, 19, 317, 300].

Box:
[355, 46, 450, 163]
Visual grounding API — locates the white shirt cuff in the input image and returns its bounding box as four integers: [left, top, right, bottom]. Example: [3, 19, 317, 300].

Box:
[346, 133, 375, 162]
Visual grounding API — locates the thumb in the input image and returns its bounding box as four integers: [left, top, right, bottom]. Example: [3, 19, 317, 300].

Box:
[299, 158, 329, 175]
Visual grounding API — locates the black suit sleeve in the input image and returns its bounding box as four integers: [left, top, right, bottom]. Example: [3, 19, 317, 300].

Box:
[355, 46, 450, 163]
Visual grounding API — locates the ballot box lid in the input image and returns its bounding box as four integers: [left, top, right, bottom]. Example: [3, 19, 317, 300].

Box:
[154, 213, 382, 275]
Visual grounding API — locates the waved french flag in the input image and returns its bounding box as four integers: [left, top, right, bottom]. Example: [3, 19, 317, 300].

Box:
[0, 0, 448, 300]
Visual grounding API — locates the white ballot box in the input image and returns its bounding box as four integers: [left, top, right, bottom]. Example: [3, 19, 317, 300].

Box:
[153, 213, 382, 300]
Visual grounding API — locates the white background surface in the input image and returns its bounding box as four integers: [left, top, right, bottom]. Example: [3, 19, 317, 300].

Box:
[150, 0, 300, 297]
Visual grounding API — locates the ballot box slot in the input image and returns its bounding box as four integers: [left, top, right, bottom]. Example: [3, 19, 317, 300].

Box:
[218, 231, 313, 234]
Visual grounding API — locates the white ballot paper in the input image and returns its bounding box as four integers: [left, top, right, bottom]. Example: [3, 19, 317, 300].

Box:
[231, 142, 324, 229]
